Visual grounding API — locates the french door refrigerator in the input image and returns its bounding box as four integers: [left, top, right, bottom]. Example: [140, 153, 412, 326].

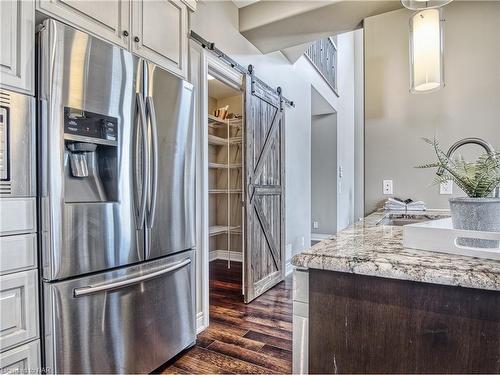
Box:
[38, 19, 196, 374]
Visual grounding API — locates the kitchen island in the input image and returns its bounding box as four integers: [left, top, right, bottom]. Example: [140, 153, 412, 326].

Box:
[291, 211, 500, 374]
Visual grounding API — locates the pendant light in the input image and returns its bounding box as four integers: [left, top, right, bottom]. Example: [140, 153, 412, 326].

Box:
[402, 0, 452, 10]
[409, 8, 444, 93]
[403, 0, 451, 93]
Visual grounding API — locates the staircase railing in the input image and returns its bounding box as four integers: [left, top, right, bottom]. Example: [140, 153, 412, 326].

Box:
[305, 37, 338, 95]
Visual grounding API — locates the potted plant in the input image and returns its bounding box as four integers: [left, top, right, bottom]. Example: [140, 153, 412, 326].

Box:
[417, 138, 500, 247]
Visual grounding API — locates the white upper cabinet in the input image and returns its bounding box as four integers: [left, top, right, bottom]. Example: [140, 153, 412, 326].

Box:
[132, 0, 188, 77]
[0, 0, 34, 94]
[36, 0, 130, 49]
[37, 0, 190, 78]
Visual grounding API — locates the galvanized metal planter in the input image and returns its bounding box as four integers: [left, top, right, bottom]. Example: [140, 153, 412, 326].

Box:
[449, 197, 500, 248]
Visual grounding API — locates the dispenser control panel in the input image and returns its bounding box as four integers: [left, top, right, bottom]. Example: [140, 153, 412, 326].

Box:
[64, 107, 118, 144]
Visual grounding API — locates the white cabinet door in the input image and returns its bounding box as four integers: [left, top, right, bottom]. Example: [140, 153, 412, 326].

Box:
[293, 269, 309, 375]
[0, 270, 39, 351]
[132, 0, 188, 77]
[36, 0, 130, 49]
[0, 0, 34, 94]
[0, 234, 37, 276]
[0, 198, 37, 236]
[0, 340, 40, 373]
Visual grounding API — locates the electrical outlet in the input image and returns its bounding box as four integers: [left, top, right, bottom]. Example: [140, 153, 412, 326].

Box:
[301, 237, 305, 248]
[313, 221, 319, 229]
[440, 180, 453, 195]
[383, 180, 393, 195]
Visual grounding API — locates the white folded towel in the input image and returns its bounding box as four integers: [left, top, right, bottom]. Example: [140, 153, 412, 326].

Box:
[384, 198, 426, 211]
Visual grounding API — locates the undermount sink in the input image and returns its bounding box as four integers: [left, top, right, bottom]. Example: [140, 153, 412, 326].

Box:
[377, 213, 450, 226]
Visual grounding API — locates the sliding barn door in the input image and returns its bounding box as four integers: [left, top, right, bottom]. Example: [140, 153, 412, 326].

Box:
[243, 72, 285, 303]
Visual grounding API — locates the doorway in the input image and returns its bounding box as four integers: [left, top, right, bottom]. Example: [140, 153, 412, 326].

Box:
[205, 65, 245, 301]
[194, 47, 286, 332]
[310, 87, 337, 246]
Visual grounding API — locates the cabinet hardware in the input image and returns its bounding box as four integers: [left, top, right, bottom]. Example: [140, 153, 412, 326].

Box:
[134, 36, 140, 43]
[123, 30, 129, 37]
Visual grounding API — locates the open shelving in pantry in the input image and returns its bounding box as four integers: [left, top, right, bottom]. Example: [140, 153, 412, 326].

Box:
[207, 76, 244, 264]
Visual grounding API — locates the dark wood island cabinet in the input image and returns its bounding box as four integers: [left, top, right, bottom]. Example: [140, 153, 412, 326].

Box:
[309, 269, 500, 374]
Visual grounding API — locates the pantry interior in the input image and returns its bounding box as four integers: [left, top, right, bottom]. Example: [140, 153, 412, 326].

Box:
[207, 73, 245, 294]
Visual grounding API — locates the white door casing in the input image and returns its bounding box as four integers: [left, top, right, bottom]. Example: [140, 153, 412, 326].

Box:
[191, 44, 244, 332]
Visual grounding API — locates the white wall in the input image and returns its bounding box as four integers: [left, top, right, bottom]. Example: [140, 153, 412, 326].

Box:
[191, 0, 357, 258]
[364, 2, 500, 213]
[216, 95, 242, 114]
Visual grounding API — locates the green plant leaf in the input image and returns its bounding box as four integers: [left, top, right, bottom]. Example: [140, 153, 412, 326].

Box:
[417, 138, 499, 198]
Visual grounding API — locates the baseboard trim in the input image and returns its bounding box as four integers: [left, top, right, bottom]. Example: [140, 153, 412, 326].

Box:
[209, 250, 243, 262]
[196, 311, 205, 334]
[311, 233, 333, 241]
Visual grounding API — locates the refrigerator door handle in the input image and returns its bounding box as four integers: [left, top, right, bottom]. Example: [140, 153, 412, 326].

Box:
[73, 258, 191, 297]
[135, 93, 148, 230]
[146, 96, 159, 230]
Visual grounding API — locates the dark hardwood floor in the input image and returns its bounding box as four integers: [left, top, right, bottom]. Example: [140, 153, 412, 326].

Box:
[157, 260, 293, 374]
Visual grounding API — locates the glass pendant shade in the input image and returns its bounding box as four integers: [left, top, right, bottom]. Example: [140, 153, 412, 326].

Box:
[401, 0, 453, 10]
[409, 8, 444, 93]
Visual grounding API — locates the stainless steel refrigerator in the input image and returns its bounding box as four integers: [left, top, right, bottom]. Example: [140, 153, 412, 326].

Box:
[37, 19, 196, 374]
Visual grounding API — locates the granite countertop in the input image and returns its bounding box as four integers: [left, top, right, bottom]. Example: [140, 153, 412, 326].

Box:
[292, 210, 500, 291]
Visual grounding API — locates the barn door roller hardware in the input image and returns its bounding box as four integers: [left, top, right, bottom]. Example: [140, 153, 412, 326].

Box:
[190, 31, 295, 108]
[247, 65, 284, 112]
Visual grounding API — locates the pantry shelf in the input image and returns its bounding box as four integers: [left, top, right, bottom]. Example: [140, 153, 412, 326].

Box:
[209, 162, 242, 169]
[209, 189, 242, 194]
[209, 225, 241, 237]
[208, 134, 243, 145]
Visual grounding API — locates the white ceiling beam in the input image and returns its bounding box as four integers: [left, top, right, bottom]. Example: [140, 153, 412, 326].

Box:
[280, 42, 313, 64]
[239, 0, 401, 54]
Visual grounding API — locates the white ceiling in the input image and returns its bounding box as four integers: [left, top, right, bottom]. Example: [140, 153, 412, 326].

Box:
[208, 78, 241, 100]
[232, 0, 260, 8]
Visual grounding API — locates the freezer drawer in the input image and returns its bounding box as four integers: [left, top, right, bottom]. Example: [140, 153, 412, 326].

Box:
[0, 270, 39, 352]
[0, 340, 40, 373]
[43, 251, 196, 374]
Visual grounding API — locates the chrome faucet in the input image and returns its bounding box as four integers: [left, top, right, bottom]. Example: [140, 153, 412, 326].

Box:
[437, 137, 499, 198]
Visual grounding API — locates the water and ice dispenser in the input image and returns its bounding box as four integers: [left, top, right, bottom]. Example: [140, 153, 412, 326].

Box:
[63, 107, 118, 203]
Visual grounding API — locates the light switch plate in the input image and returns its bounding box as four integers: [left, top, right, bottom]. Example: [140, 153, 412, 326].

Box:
[313, 221, 319, 229]
[440, 180, 453, 195]
[383, 180, 393, 195]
